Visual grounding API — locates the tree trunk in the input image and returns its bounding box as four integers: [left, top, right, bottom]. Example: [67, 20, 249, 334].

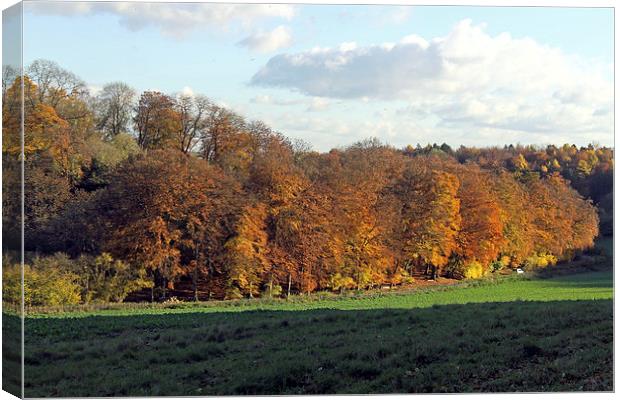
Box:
[287, 273, 292, 298]
[194, 247, 200, 302]
[193, 267, 198, 302]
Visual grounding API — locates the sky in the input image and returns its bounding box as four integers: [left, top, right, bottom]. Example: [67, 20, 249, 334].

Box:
[16, 1, 615, 151]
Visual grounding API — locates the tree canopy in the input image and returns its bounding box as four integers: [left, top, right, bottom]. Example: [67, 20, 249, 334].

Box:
[2, 60, 608, 304]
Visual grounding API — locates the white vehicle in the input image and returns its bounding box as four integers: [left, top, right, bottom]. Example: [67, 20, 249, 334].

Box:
[516, 268, 525, 274]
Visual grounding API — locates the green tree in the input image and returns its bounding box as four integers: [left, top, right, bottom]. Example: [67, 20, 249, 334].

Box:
[3, 254, 82, 307]
[73, 253, 152, 303]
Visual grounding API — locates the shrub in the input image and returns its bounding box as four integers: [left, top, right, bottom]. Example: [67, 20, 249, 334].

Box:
[225, 286, 244, 300]
[2, 255, 22, 305]
[261, 282, 283, 298]
[386, 267, 415, 285]
[329, 273, 356, 292]
[73, 253, 152, 303]
[500, 256, 511, 267]
[3, 252, 150, 306]
[545, 254, 558, 266]
[524, 253, 558, 269]
[27, 254, 82, 306]
[491, 255, 512, 272]
[490, 260, 504, 272]
[524, 255, 542, 269]
[445, 256, 464, 278]
[2, 254, 82, 307]
[462, 261, 486, 279]
[445, 257, 486, 279]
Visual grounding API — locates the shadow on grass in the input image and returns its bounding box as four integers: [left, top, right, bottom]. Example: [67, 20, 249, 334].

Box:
[13, 298, 614, 397]
[2, 312, 21, 397]
[529, 272, 613, 290]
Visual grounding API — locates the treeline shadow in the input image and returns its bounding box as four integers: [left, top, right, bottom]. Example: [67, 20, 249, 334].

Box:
[15, 298, 614, 397]
[2, 312, 21, 397]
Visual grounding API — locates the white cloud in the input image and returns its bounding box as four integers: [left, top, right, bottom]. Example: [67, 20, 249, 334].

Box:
[260, 111, 434, 152]
[251, 19, 612, 139]
[383, 6, 412, 25]
[274, 114, 353, 138]
[250, 94, 330, 111]
[27, 2, 296, 38]
[251, 94, 273, 105]
[307, 97, 330, 112]
[400, 34, 429, 48]
[180, 86, 195, 97]
[238, 25, 293, 53]
[250, 94, 301, 106]
[87, 84, 103, 96]
[251, 35, 441, 98]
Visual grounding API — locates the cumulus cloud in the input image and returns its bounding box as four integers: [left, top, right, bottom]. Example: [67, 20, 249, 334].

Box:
[27, 1, 296, 38]
[251, 94, 331, 111]
[251, 19, 612, 137]
[263, 111, 431, 151]
[238, 25, 292, 53]
[250, 34, 440, 98]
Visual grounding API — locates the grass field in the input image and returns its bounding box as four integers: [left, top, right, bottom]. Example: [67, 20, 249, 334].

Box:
[9, 267, 613, 396]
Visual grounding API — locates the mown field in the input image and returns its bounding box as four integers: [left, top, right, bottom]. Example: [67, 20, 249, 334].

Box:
[6, 267, 613, 396]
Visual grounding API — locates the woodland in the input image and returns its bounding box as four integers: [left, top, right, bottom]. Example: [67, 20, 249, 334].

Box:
[1, 60, 613, 306]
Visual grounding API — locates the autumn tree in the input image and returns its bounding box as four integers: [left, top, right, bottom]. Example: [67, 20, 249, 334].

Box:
[172, 93, 211, 154]
[491, 170, 536, 267]
[200, 106, 245, 162]
[200, 105, 260, 181]
[522, 173, 574, 257]
[79, 132, 142, 191]
[223, 203, 271, 298]
[396, 163, 461, 279]
[178, 158, 241, 301]
[248, 136, 308, 207]
[270, 184, 342, 295]
[95, 82, 136, 138]
[47, 189, 102, 256]
[98, 149, 240, 300]
[26, 59, 87, 108]
[133, 91, 180, 150]
[541, 173, 599, 255]
[449, 163, 504, 273]
[337, 195, 389, 290]
[3, 76, 70, 157]
[2, 73, 23, 250]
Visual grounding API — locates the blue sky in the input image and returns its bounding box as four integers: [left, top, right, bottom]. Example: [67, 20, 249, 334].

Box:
[20, 1, 614, 150]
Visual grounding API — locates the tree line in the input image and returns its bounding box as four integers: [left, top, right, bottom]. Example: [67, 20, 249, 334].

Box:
[2, 60, 607, 305]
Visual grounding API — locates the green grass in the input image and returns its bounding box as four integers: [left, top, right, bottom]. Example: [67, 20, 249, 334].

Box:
[15, 268, 613, 396]
[24, 268, 613, 318]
